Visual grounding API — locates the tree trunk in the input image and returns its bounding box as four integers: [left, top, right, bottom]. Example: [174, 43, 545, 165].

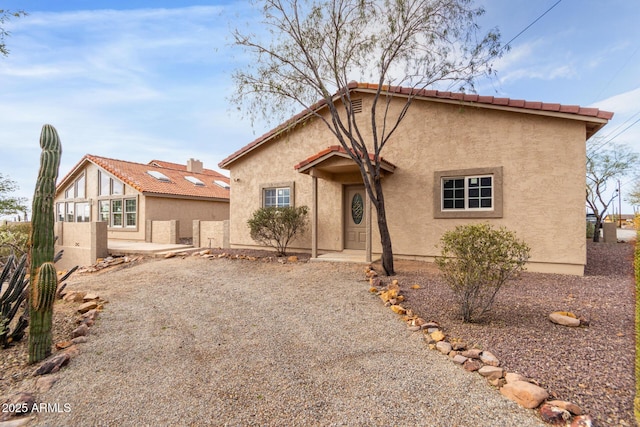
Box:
[372, 179, 395, 276]
[593, 218, 601, 242]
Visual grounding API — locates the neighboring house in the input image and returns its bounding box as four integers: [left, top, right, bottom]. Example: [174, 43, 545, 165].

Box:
[219, 82, 613, 275]
[54, 155, 230, 242]
[604, 214, 635, 226]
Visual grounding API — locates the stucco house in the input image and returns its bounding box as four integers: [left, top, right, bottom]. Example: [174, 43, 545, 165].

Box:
[54, 155, 230, 243]
[219, 82, 613, 275]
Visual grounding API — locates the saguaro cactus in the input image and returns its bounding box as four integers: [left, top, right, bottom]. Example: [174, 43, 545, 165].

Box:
[28, 124, 61, 363]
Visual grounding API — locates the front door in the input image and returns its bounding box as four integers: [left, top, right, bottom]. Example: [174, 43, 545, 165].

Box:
[344, 185, 366, 250]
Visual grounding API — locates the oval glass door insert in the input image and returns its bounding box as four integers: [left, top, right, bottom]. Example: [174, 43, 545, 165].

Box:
[351, 193, 364, 225]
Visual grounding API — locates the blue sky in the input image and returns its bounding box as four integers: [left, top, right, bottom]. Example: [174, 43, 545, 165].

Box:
[1, 0, 639, 217]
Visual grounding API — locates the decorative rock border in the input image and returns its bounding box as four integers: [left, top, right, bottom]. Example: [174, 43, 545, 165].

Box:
[0, 292, 105, 424]
[365, 265, 593, 427]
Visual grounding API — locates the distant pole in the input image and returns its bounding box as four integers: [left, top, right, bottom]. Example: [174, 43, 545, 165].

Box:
[618, 179, 622, 227]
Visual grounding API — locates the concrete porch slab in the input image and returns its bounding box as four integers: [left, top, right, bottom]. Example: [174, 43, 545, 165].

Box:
[310, 249, 379, 264]
[108, 240, 194, 257]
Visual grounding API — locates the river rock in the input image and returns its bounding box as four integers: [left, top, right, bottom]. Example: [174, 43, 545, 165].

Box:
[436, 341, 452, 355]
[478, 366, 504, 381]
[500, 380, 549, 409]
[549, 312, 581, 327]
[480, 351, 500, 367]
[539, 402, 571, 425]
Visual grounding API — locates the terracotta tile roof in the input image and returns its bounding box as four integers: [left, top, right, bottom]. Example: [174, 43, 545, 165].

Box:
[57, 155, 230, 200]
[219, 82, 614, 169]
[294, 145, 396, 172]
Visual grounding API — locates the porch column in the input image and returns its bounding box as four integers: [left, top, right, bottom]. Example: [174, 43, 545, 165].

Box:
[365, 188, 372, 263]
[311, 174, 318, 258]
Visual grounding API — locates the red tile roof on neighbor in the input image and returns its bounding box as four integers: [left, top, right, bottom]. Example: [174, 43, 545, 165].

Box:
[294, 145, 396, 173]
[219, 82, 614, 169]
[57, 155, 230, 201]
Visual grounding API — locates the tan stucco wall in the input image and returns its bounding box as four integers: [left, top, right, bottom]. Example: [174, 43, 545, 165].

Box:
[226, 96, 590, 274]
[54, 221, 108, 270]
[144, 196, 229, 240]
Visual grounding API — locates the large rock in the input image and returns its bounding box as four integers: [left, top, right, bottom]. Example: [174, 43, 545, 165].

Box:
[539, 402, 571, 425]
[77, 301, 98, 314]
[549, 312, 581, 327]
[430, 330, 445, 342]
[463, 359, 482, 372]
[33, 353, 71, 376]
[478, 366, 504, 381]
[435, 341, 452, 355]
[500, 380, 549, 409]
[480, 351, 500, 367]
[461, 348, 482, 359]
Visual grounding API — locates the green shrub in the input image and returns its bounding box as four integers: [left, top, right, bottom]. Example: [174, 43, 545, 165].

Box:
[435, 223, 531, 323]
[586, 221, 595, 239]
[0, 222, 30, 260]
[247, 206, 309, 256]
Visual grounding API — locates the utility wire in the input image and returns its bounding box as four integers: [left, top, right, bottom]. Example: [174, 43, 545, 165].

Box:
[502, 0, 563, 50]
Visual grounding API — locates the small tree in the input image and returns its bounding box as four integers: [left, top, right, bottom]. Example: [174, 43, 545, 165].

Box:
[0, 173, 28, 218]
[586, 141, 639, 242]
[248, 206, 309, 256]
[436, 223, 530, 323]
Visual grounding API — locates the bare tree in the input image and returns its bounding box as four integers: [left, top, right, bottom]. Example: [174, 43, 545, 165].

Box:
[232, 0, 503, 275]
[586, 140, 639, 242]
[0, 9, 27, 57]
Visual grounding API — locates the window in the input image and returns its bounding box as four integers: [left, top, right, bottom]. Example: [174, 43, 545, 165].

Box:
[56, 203, 64, 222]
[75, 202, 90, 222]
[65, 203, 74, 222]
[99, 171, 125, 196]
[185, 176, 205, 186]
[125, 199, 137, 227]
[111, 200, 123, 227]
[434, 167, 503, 219]
[264, 187, 290, 207]
[442, 175, 493, 210]
[99, 200, 110, 222]
[147, 170, 170, 182]
[260, 182, 294, 208]
[76, 174, 86, 198]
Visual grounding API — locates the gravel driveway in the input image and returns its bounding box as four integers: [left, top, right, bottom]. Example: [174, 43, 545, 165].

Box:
[31, 257, 544, 426]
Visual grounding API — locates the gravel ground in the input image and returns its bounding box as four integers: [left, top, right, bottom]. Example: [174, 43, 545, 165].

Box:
[16, 256, 546, 427]
[396, 240, 636, 427]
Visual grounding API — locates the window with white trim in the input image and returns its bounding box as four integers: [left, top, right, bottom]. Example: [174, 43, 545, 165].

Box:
[433, 167, 503, 219]
[264, 187, 290, 208]
[442, 175, 493, 211]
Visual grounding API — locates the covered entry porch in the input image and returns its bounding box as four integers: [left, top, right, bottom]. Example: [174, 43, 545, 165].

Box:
[294, 145, 395, 264]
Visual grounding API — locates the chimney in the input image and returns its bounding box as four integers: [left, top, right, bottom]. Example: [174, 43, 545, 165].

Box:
[187, 158, 203, 174]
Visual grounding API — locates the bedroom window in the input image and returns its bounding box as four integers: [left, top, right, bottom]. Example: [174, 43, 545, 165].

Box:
[263, 187, 291, 207]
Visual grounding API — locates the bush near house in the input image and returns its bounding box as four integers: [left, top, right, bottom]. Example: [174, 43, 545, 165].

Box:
[247, 206, 309, 256]
[436, 223, 530, 323]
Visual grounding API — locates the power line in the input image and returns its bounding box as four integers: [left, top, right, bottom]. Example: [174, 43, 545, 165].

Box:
[502, 0, 563, 50]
